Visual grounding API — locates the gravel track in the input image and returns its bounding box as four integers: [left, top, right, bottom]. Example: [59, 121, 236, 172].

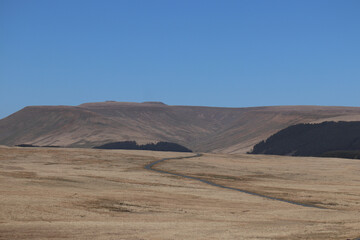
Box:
[145, 153, 324, 209]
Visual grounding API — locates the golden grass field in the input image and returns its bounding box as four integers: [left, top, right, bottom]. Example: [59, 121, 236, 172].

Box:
[0, 146, 359, 239]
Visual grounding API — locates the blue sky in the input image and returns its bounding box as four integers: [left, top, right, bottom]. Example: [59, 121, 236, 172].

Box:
[1, 0, 360, 119]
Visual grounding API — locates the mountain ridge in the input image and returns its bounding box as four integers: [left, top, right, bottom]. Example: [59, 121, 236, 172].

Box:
[2, 102, 360, 153]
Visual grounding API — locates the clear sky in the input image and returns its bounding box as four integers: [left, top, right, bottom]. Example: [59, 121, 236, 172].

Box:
[1, 0, 360, 119]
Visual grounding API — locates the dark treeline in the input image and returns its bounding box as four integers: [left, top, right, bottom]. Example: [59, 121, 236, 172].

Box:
[16, 144, 60, 148]
[249, 121, 360, 159]
[321, 150, 360, 159]
[16, 144, 39, 147]
[94, 141, 192, 152]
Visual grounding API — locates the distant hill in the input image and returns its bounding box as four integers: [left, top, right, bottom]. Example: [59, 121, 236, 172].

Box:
[2, 101, 360, 153]
[94, 141, 192, 152]
[250, 121, 360, 158]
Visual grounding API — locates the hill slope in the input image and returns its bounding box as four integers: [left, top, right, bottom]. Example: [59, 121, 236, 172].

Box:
[250, 121, 360, 157]
[1, 102, 360, 153]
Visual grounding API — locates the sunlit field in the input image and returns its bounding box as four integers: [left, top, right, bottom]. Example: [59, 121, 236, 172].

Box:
[0, 146, 359, 239]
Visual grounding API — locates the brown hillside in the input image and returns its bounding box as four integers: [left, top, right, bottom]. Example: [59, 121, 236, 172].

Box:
[1, 102, 360, 153]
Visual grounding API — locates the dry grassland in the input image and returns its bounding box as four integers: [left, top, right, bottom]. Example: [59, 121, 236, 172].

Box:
[0, 146, 359, 239]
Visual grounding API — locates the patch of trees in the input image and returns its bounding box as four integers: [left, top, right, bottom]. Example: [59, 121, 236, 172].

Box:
[249, 121, 360, 159]
[16, 144, 39, 147]
[321, 150, 360, 159]
[94, 141, 192, 152]
[16, 144, 60, 148]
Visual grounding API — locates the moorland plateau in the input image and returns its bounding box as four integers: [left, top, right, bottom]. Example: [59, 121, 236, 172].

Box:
[1, 146, 360, 239]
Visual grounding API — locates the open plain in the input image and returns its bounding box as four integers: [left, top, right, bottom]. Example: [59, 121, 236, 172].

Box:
[0, 146, 360, 239]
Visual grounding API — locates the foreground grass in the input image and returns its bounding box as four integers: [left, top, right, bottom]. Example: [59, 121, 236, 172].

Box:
[0, 147, 359, 239]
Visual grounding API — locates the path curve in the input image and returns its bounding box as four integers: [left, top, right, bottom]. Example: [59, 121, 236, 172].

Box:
[145, 153, 324, 209]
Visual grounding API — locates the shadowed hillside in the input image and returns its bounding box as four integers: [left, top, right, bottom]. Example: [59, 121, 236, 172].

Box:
[250, 121, 360, 158]
[2, 102, 360, 153]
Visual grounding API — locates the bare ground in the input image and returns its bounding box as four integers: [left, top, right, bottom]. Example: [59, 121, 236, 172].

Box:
[0, 147, 359, 239]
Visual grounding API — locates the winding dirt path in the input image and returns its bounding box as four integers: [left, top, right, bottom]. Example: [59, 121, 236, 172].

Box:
[145, 153, 324, 209]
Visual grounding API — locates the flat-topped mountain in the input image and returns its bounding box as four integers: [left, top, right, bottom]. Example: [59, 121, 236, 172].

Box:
[1, 102, 360, 153]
